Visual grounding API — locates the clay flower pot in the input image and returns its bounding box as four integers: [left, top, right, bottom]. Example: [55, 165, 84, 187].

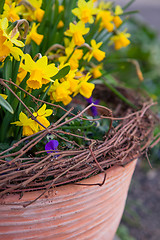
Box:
[0, 159, 137, 240]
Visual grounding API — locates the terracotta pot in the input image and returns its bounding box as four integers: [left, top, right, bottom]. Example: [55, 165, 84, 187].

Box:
[0, 159, 137, 240]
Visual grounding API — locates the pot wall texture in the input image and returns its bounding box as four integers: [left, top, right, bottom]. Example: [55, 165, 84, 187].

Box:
[0, 159, 137, 240]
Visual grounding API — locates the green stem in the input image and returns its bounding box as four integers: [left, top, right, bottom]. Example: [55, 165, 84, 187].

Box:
[123, 0, 136, 10]
[41, 82, 52, 101]
[12, 59, 21, 83]
[0, 112, 13, 142]
[120, 10, 139, 16]
[3, 57, 12, 100]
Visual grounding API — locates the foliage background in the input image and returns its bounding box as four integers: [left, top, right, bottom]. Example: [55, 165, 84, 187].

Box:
[116, 0, 160, 239]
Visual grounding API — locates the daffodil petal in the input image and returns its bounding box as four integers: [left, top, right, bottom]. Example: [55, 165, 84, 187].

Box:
[46, 64, 59, 77]
[37, 104, 46, 116]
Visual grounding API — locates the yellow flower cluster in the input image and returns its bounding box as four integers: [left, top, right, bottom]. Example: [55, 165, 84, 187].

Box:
[0, 0, 132, 136]
[47, 69, 95, 105]
[1, 0, 44, 22]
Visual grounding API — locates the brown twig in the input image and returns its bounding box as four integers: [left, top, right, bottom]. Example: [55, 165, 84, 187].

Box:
[0, 100, 158, 206]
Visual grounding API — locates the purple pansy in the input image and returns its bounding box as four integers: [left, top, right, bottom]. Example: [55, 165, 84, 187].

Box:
[45, 140, 59, 154]
[86, 97, 99, 117]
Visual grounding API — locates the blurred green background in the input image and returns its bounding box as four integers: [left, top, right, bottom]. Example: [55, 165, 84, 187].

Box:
[114, 1, 160, 239]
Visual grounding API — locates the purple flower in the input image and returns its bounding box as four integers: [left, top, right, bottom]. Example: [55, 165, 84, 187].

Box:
[86, 97, 99, 117]
[45, 140, 59, 154]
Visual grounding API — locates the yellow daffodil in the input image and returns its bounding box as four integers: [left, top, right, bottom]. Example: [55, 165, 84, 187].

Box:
[67, 77, 79, 93]
[90, 64, 103, 78]
[59, 41, 83, 70]
[0, 18, 24, 47]
[0, 20, 23, 61]
[113, 5, 123, 28]
[26, 23, 44, 45]
[33, 104, 53, 130]
[34, 8, 44, 22]
[113, 16, 122, 28]
[61, 69, 79, 93]
[114, 5, 123, 15]
[48, 80, 72, 105]
[96, 10, 114, 32]
[64, 21, 89, 46]
[11, 112, 38, 136]
[1, 2, 22, 22]
[59, 5, 64, 13]
[84, 39, 105, 62]
[72, 0, 98, 24]
[56, 61, 79, 97]
[74, 73, 95, 98]
[21, 54, 59, 89]
[68, 48, 83, 69]
[110, 31, 131, 50]
[19, 0, 44, 22]
[0, 37, 10, 62]
[57, 20, 64, 29]
[0, 35, 23, 62]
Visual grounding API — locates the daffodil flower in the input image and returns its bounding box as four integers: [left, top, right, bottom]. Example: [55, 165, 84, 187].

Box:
[57, 20, 64, 29]
[64, 21, 89, 46]
[110, 31, 131, 50]
[90, 64, 103, 78]
[113, 5, 123, 28]
[0, 18, 24, 47]
[59, 41, 83, 70]
[33, 104, 53, 130]
[1, 2, 22, 22]
[26, 23, 44, 45]
[53, 80, 72, 105]
[0, 18, 24, 61]
[96, 10, 114, 32]
[113, 16, 123, 28]
[11, 105, 53, 135]
[16, 60, 28, 85]
[19, 0, 44, 22]
[84, 39, 105, 62]
[59, 5, 64, 13]
[21, 54, 59, 89]
[0, 35, 23, 62]
[11, 112, 38, 136]
[74, 73, 95, 99]
[114, 5, 123, 15]
[72, 0, 98, 24]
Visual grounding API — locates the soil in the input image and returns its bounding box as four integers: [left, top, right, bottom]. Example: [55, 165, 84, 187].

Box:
[121, 160, 160, 240]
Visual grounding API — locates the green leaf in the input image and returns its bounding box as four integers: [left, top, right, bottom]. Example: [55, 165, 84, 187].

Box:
[0, 0, 5, 14]
[123, 0, 135, 10]
[52, 65, 70, 80]
[0, 95, 14, 114]
[120, 10, 139, 16]
[0, 143, 10, 151]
